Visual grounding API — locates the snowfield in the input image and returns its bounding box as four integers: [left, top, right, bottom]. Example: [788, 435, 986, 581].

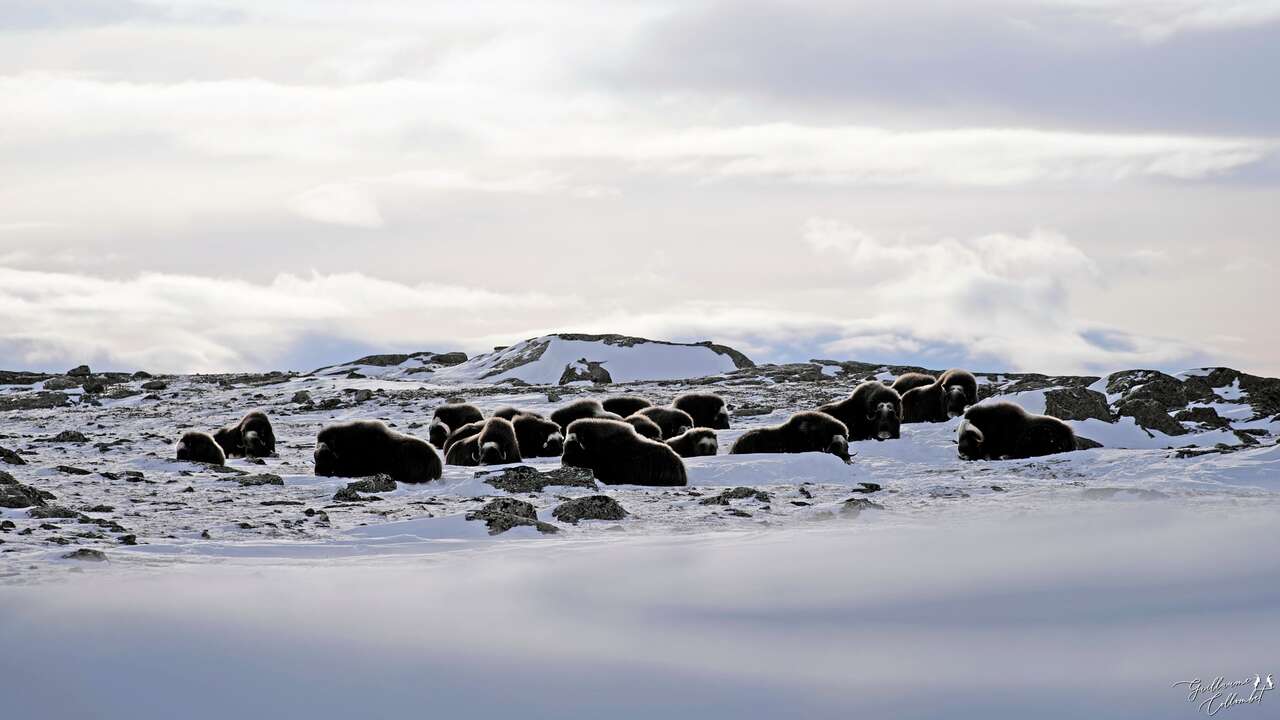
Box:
[2, 338, 1279, 718]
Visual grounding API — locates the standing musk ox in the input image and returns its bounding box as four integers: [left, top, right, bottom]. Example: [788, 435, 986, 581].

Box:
[667, 428, 718, 458]
[625, 414, 664, 441]
[902, 369, 979, 423]
[212, 411, 277, 458]
[601, 396, 653, 418]
[176, 431, 226, 465]
[511, 414, 564, 457]
[550, 399, 623, 431]
[957, 402, 1077, 461]
[429, 403, 484, 448]
[673, 392, 731, 429]
[730, 411, 852, 463]
[890, 372, 936, 395]
[819, 381, 902, 441]
[633, 406, 695, 440]
[314, 420, 442, 482]
[562, 418, 687, 487]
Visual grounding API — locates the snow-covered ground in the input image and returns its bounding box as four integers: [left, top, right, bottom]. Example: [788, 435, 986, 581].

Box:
[2, 343, 1279, 717]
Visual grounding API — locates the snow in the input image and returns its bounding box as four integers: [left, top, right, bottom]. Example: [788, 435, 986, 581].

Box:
[433, 336, 741, 385]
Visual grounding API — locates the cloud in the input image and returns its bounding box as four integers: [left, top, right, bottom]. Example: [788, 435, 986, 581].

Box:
[0, 267, 571, 373]
[290, 183, 384, 228]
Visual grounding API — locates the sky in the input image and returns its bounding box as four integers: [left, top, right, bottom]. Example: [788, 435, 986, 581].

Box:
[0, 0, 1277, 375]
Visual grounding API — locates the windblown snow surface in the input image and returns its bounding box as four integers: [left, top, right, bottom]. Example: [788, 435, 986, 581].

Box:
[2, 343, 1278, 719]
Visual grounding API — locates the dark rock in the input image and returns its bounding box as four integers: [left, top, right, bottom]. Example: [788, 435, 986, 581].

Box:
[1116, 399, 1186, 436]
[0, 391, 70, 410]
[1044, 387, 1112, 422]
[700, 487, 770, 505]
[851, 482, 882, 494]
[237, 473, 284, 487]
[141, 380, 167, 390]
[0, 445, 26, 465]
[43, 376, 81, 391]
[434, 352, 468, 366]
[332, 487, 365, 502]
[132, 371, 152, 379]
[552, 496, 629, 524]
[1075, 436, 1104, 451]
[479, 465, 596, 493]
[291, 390, 313, 404]
[0, 520, 15, 530]
[29, 505, 80, 519]
[1105, 370, 1187, 411]
[1234, 430, 1260, 446]
[56, 465, 93, 475]
[730, 406, 774, 417]
[118, 534, 138, 545]
[344, 474, 396, 493]
[67, 365, 92, 377]
[49, 430, 89, 443]
[85, 505, 114, 513]
[63, 548, 107, 561]
[1173, 407, 1231, 429]
[841, 498, 885, 516]
[466, 498, 559, 535]
[0, 473, 47, 509]
[558, 359, 612, 385]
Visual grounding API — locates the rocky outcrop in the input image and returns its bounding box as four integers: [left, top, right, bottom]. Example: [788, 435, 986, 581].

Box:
[558, 359, 612, 385]
[552, 496, 629, 524]
[478, 465, 596, 493]
[465, 498, 559, 535]
[1044, 388, 1112, 422]
[1117, 399, 1186, 436]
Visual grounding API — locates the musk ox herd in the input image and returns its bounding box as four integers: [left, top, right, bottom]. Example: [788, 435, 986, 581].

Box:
[176, 370, 1082, 487]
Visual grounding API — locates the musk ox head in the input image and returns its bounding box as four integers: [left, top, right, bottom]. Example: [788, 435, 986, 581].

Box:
[944, 385, 969, 418]
[543, 431, 564, 456]
[479, 440, 508, 465]
[428, 420, 450, 448]
[867, 400, 900, 441]
[313, 442, 338, 476]
[956, 420, 985, 460]
[828, 434, 852, 464]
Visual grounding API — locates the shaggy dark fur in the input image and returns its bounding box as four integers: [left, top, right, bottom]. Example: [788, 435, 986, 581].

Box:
[890, 372, 936, 394]
[314, 420, 442, 482]
[957, 402, 1077, 461]
[625, 414, 664, 441]
[550, 399, 622, 431]
[176, 431, 225, 465]
[512, 414, 564, 457]
[819, 381, 902, 441]
[477, 417, 522, 465]
[666, 428, 718, 458]
[428, 403, 484, 448]
[212, 411, 275, 457]
[673, 392, 730, 429]
[562, 418, 687, 487]
[602, 396, 653, 418]
[902, 369, 979, 423]
[443, 421, 484, 453]
[634, 406, 695, 440]
[730, 411, 851, 463]
[445, 434, 481, 466]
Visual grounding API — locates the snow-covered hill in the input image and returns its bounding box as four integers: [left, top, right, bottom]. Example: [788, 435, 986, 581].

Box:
[309, 334, 754, 385]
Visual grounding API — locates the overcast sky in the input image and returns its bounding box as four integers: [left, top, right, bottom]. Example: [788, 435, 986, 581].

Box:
[1, 0, 1276, 375]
